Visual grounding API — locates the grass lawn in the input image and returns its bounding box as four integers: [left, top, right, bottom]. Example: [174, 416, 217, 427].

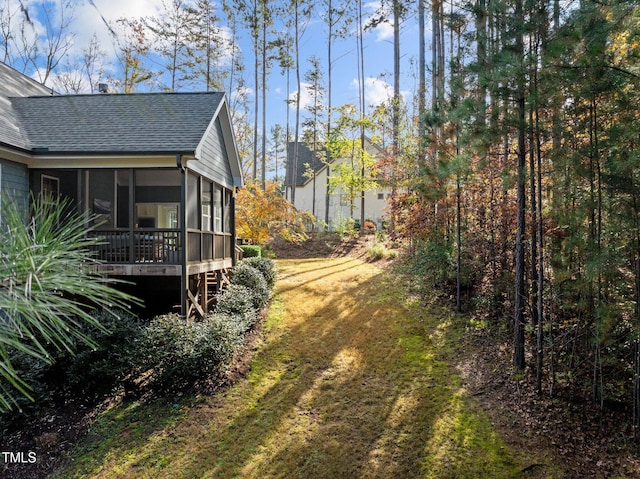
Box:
[53, 257, 557, 478]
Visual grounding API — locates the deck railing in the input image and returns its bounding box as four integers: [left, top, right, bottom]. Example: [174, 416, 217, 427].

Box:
[89, 229, 181, 264]
[90, 229, 233, 265]
[187, 231, 233, 262]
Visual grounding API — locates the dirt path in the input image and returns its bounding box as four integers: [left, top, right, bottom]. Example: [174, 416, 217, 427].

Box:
[57, 257, 556, 478]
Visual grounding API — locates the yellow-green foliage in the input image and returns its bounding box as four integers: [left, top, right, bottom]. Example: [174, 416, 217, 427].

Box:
[236, 180, 314, 245]
[367, 242, 398, 260]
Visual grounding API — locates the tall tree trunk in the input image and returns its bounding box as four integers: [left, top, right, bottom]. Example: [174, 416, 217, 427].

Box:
[356, 0, 366, 228]
[325, 0, 333, 225]
[418, 0, 426, 161]
[261, 11, 267, 189]
[532, 6, 546, 395]
[513, 0, 527, 370]
[252, 0, 259, 180]
[634, 187, 640, 434]
[292, 0, 301, 207]
[475, 0, 487, 132]
[591, 96, 604, 409]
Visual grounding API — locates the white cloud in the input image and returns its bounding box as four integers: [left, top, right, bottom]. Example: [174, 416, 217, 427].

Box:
[373, 21, 393, 42]
[364, 0, 393, 42]
[288, 82, 313, 110]
[72, 0, 161, 62]
[0, 0, 161, 86]
[349, 76, 411, 110]
[351, 77, 391, 108]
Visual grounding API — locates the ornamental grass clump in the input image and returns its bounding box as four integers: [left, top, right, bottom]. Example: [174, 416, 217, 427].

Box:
[0, 194, 138, 411]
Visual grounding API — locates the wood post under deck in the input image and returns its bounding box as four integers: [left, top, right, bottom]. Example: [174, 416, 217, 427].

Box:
[184, 268, 231, 320]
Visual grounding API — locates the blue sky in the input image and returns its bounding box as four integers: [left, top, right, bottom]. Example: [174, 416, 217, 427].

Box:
[9, 0, 423, 135]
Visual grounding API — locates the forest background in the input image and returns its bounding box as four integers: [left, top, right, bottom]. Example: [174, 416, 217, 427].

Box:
[5, 0, 640, 438]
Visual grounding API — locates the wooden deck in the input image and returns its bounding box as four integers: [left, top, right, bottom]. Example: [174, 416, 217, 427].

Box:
[89, 228, 234, 276]
[89, 228, 242, 318]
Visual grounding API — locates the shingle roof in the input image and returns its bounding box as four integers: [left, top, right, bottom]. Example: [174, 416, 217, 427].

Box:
[10, 92, 224, 154]
[286, 142, 327, 187]
[0, 62, 52, 150]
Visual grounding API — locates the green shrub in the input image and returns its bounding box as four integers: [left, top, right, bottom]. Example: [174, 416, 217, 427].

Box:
[366, 242, 398, 261]
[333, 212, 358, 238]
[410, 239, 455, 286]
[241, 244, 262, 258]
[2, 309, 141, 424]
[367, 243, 387, 260]
[241, 257, 278, 289]
[67, 309, 143, 398]
[214, 284, 258, 330]
[4, 351, 58, 421]
[231, 263, 271, 309]
[141, 313, 245, 393]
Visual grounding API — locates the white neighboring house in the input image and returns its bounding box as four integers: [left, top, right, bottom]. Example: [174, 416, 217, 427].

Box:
[285, 139, 392, 230]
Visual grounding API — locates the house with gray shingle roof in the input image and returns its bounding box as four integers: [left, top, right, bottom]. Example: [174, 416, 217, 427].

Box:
[0, 61, 243, 318]
[285, 140, 391, 230]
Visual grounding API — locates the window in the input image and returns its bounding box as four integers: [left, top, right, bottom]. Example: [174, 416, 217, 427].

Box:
[214, 187, 223, 232]
[202, 182, 212, 231]
[377, 192, 384, 200]
[167, 208, 178, 228]
[224, 190, 231, 233]
[41, 175, 59, 201]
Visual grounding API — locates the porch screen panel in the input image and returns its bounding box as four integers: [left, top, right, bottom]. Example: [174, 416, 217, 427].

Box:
[214, 186, 223, 232]
[135, 169, 181, 229]
[116, 169, 130, 228]
[187, 173, 199, 230]
[224, 190, 231, 233]
[89, 170, 115, 228]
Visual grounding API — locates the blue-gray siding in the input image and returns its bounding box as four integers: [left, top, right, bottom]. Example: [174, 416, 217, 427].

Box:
[0, 159, 29, 212]
[191, 117, 234, 189]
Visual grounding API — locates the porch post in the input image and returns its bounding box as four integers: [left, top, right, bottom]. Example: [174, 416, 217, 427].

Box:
[178, 154, 188, 317]
[129, 169, 135, 261]
[231, 192, 237, 266]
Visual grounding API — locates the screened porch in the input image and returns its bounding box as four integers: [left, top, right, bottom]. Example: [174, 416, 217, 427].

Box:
[31, 167, 235, 272]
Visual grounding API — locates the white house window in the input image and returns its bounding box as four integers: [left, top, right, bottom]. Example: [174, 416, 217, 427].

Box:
[202, 182, 212, 231]
[214, 187, 223, 232]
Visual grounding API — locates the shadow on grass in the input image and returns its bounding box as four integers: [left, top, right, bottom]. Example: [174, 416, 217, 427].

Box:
[54, 258, 535, 479]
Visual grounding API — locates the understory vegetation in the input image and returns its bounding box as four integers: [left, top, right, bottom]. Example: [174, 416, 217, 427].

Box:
[377, 0, 640, 439]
